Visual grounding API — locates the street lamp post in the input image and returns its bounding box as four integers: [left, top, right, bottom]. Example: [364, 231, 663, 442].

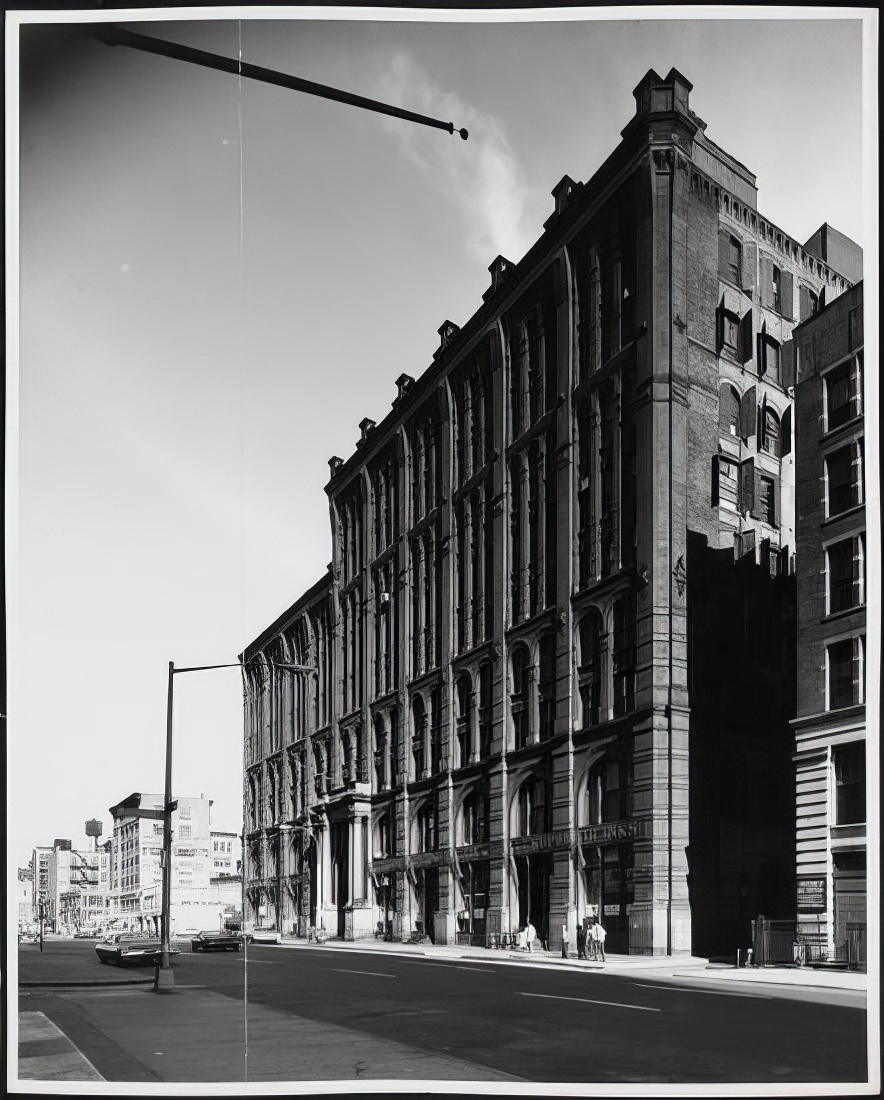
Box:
[155, 658, 245, 993]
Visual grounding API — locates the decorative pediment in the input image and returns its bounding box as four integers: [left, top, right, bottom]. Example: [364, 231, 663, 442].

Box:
[482, 255, 514, 301]
[433, 320, 461, 360]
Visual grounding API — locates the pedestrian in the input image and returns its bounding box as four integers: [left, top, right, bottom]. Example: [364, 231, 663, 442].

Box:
[590, 917, 607, 962]
[526, 920, 537, 953]
[576, 920, 587, 959]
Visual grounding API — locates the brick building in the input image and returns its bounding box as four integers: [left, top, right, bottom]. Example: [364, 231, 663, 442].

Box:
[790, 282, 867, 966]
[242, 69, 858, 954]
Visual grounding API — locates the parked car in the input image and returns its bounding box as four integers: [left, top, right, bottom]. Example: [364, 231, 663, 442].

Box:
[74, 927, 101, 939]
[95, 934, 178, 966]
[190, 930, 242, 953]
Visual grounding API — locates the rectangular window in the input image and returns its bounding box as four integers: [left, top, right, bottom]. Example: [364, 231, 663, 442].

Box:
[825, 356, 862, 430]
[727, 236, 741, 286]
[827, 536, 865, 614]
[826, 444, 862, 517]
[759, 335, 781, 383]
[827, 636, 865, 710]
[834, 742, 865, 825]
[720, 310, 739, 353]
[718, 458, 739, 510]
[758, 475, 776, 525]
[772, 265, 781, 312]
[178, 825, 192, 840]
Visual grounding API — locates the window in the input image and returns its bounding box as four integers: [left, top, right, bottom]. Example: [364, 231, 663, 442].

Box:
[612, 594, 636, 717]
[827, 636, 865, 710]
[761, 407, 781, 456]
[577, 612, 602, 728]
[416, 804, 437, 852]
[376, 814, 394, 858]
[719, 232, 742, 287]
[587, 758, 633, 825]
[800, 286, 820, 320]
[462, 790, 488, 846]
[760, 335, 781, 383]
[719, 384, 740, 437]
[456, 675, 473, 768]
[178, 825, 192, 841]
[827, 537, 865, 614]
[721, 310, 739, 352]
[478, 664, 493, 758]
[518, 778, 548, 836]
[510, 646, 531, 749]
[758, 475, 776, 526]
[538, 634, 556, 741]
[771, 265, 781, 312]
[834, 743, 865, 825]
[826, 443, 863, 517]
[411, 696, 426, 779]
[824, 356, 862, 431]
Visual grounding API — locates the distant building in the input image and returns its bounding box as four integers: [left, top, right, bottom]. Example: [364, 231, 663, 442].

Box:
[45, 840, 110, 934]
[242, 69, 858, 955]
[30, 847, 53, 927]
[17, 868, 34, 926]
[210, 830, 242, 878]
[790, 282, 867, 967]
[107, 792, 231, 933]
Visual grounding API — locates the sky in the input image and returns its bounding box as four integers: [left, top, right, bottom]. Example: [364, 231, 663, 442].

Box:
[6, 6, 876, 872]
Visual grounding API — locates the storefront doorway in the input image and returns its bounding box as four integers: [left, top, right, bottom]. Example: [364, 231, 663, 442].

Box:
[586, 843, 634, 954]
[330, 822, 350, 938]
[516, 853, 550, 946]
[833, 851, 866, 968]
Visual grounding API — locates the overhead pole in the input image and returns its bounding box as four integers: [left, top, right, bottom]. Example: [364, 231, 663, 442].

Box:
[82, 24, 469, 140]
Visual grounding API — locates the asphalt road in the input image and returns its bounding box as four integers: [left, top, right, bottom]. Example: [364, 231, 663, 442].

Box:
[19, 941, 867, 1085]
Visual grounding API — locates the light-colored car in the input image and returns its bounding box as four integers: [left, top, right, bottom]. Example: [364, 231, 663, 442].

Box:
[95, 934, 179, 967]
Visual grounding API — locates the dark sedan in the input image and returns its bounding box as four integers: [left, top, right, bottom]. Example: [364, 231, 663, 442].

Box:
[190, 930, 242, 953]
[95, 934, 179, 967]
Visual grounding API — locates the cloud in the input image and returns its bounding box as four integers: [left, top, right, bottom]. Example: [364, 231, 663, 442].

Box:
[375, 53, 533, 265]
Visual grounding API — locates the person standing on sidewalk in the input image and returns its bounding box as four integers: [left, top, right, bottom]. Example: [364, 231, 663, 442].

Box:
[590, 918, 607, 962]
[526, 920, 537, 953]
[576, 920, 587, 959]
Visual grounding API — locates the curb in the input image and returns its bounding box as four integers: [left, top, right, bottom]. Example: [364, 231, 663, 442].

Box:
[20, 978, 156, 989]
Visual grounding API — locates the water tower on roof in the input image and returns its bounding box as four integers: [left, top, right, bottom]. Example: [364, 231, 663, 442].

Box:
[85, 819, 103, 852]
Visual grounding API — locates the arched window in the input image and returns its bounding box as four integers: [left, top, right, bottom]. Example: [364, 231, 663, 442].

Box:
[510, 645, 531, 749]
[577, 611, 602, 728]
[456, 673, 473, 768]
[719, 383, 741, 438]
[587, 757, 633, 825]
[416, 803, 436, 852]
[411, 696, 426, 780]
[538, 634, 556, 740]
[517, 777, 548, 836]
[478, 663, 493, 759]
[462, 789, 487, 846]
[374, 716, 386, 790]
[612, 594, 636, 718]
[375, 814, 393, 858]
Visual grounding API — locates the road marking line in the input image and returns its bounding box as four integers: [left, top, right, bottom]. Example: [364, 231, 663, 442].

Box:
[331, 968, 396, 978]
[632, 982, 771, 999]
[395, 959, 493, 973]
[519, 992, 660, 1012]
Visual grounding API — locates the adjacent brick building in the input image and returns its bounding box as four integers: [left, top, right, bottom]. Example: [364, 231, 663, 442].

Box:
[242, 69, 858, 955]
[790, 282, 866, 966]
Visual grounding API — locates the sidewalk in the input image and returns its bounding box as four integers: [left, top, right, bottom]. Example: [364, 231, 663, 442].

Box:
[266, 933, 868, 993]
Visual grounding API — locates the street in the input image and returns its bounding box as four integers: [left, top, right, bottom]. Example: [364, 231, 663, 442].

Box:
[17, 941, 867, 1084]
